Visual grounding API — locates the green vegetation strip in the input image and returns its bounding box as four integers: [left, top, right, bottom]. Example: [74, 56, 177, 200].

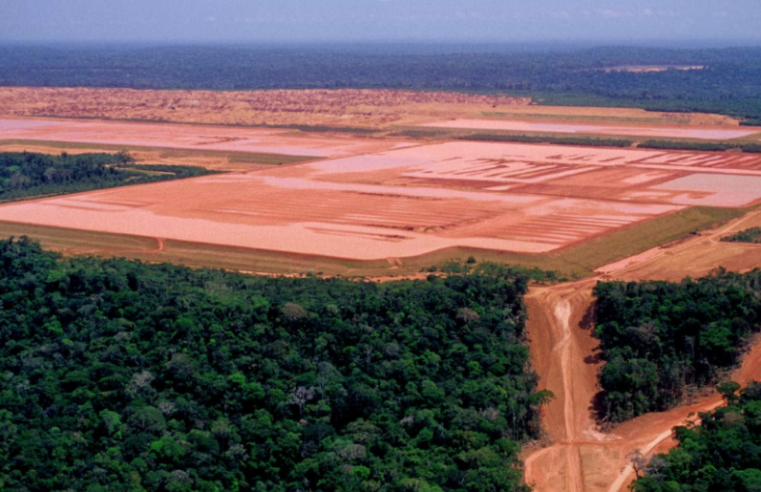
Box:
[722, 227, 761, 244]
[458, 133, 634, 147]
[397, 126, 761, 154]
[393, 127, 636, 148]
[639, 140, 761, 153]
[633, 382, 761, 492]
[0, 152, 215, 204]
[0, 140, 319, 166]
[0, 238, 548, 491]
[436, 207, 745, 279]
[594, 270, 761, 423]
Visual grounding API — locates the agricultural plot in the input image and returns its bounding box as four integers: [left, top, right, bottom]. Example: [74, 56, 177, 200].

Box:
[0, 138, 759, 262]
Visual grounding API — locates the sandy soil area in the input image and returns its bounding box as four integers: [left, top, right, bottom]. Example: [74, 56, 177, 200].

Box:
[2, 137, 761, 261]
[421, 118, 761, 140]
[0, 161, 680, 260]
[0, 118, 409, 159]
[524, 207, 761, 492]
[0, 87, 529, 129]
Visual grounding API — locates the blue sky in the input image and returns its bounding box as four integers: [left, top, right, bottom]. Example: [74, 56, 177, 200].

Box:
[1, 0, 760, 43]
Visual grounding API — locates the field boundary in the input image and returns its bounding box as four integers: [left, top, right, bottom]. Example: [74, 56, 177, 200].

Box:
[0, 139, 321, 166]
[392, 125, 761, 151]
[0, 205, 747, 278]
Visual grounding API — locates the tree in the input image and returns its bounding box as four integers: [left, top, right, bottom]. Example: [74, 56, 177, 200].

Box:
[116, 149, 135, 168]
[717, 381, 741, 403]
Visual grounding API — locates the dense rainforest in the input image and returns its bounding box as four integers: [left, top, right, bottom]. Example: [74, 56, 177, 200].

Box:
[0, 238, 549, 492]
[593, 270, 761, 423]
[633, 381, 761, 492]
[2, 44, 761, 122]
[0, 152, 212, 202]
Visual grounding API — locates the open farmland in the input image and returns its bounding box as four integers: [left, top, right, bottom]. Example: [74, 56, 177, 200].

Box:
[0, 134, 760, 267]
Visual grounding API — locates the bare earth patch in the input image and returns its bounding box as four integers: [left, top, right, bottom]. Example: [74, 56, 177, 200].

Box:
[1, 133, 761, 262]
[0, 118, 408, 159]
[525, 207, 761, 492]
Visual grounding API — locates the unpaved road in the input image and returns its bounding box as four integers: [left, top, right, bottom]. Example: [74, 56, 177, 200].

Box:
[523, 207, 761, 492]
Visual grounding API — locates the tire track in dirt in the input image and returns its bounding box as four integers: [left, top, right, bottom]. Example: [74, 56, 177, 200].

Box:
[524, 280, 599, 492]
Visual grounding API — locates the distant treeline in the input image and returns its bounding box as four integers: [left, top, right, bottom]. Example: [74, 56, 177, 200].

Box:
[593, 270, 761, 423]
[0, 152, 212, 202]
[3, 44, 761, 122]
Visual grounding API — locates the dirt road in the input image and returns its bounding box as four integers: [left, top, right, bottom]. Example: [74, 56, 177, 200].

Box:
[523, 207, 761, 492]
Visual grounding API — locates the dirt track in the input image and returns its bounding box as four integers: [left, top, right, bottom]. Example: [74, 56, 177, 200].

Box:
[523, 208, 761, 492]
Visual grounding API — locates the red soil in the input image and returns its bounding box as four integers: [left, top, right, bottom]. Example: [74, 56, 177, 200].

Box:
[0, 138, 708, 261]
[2, 114, 761, 490]
[2, 127, 761, 261]
[524, 208, 761, 492]
[0, 117, 408, 158]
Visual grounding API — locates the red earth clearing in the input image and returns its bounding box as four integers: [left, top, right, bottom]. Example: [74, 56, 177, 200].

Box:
[524, 207, 761, 492]
[2, 129, 761, 260]
[2, 115, 761, 491]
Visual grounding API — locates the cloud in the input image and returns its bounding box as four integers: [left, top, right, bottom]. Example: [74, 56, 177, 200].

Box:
[599, 9, 621, 19]
[599, 9, 634, 19]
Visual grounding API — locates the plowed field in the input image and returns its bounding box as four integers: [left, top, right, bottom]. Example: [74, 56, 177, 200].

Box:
[1, 127, 761, 262]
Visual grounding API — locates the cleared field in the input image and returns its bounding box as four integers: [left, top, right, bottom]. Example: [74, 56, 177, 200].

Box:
[0, 172, 680, 259]
[421, 118, 761, 140]
[0, 206, 741, 278]
[0, 118, 409, 159]
[0, 139, 758, 272]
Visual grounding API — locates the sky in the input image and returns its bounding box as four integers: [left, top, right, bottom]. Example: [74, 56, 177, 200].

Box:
[1, 0, 760, 44]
